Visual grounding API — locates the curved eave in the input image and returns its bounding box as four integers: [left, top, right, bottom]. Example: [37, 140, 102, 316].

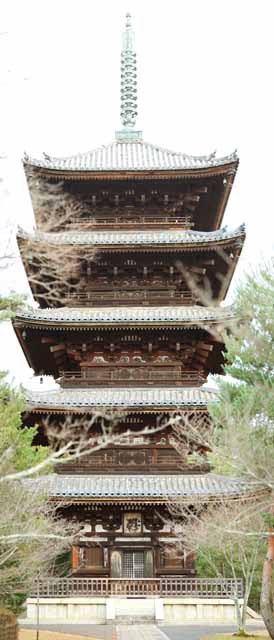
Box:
[17, 225, 246, 252]
[13, 317, 234, 331]
[50, 495, 261, 505]
[24, 160, 239, 181]
[26, 406, 209, 415]
[49, 488, 267, 505]
[13, 304, 235, 326]
[23, 141, 239, 178]
[26, 404, 211, 415]
[30, 473, 263, 504]
[24, 386, 217, 415]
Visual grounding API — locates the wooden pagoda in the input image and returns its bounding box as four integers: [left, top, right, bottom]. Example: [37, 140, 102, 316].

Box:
[14, 14, 248, 586]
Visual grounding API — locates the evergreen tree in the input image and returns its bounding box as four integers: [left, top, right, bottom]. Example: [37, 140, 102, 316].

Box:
[0, 295, 74, 613]
[210, 258, 274, 636]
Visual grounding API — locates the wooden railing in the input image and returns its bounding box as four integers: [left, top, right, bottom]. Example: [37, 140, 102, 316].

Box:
[55, 459, 211, 475]
[68, 290, 197, 306]
[58, 369, 204, 388]
[68, 215, 193, 230]
[31, 577, 243, 599]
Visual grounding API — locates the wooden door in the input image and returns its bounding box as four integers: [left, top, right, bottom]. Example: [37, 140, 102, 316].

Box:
[122, 551, 145, 578]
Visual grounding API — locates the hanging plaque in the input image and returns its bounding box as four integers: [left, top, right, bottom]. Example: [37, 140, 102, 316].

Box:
[123, 512, 142, 534]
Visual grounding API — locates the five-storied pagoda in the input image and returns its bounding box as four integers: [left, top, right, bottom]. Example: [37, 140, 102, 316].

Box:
[14, 14, 247, 592]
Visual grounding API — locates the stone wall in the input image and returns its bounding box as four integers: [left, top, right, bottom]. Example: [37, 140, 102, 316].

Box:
[24, 596, 246, 624]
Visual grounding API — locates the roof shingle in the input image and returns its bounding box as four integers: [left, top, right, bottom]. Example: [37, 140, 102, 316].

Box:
[16, 305, 235, 325]
[26, 386, 217, 411]
[17, 225, 245, 248]
[35, 473, 256, 501]
[23, 140, 238, 173]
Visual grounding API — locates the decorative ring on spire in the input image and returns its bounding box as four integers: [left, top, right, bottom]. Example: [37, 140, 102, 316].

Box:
[120, 13, 137, 129]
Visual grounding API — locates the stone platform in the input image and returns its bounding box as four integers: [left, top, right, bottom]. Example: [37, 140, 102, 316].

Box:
[25, 596, 245, 624]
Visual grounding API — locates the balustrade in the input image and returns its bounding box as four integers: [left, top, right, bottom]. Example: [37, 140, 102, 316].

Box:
[68, 289, 197, 306]
[59, 368, 204, 388]
[31, 577, 243, 598]
[67, 215, 193, 229]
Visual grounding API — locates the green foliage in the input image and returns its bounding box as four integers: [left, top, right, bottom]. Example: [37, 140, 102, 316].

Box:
[53, 550, 72, 576]
[261, 512, 274, 527]
[0, 293, 26, 321]
[225, 259, 274, 387]
[0, 374, 50, 474]
[196, 546, 265, 612]
[208, 379, 274, 480]
[195, 259, 274, 624]
[0, 291, 75, 610]
[208, 259, 274, 482]
[0, 594, 26, 616]
[0, 292, 49, 473]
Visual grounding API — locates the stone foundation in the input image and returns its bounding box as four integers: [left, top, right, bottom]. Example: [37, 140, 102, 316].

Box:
[163, 597, 240, 623]
[24, 596, 245, 624]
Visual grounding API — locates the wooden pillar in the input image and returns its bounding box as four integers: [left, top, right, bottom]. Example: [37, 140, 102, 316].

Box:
[185, 550, 195, 571]
[111, 550, 122, 577]
[144, 549, 154, 577]
[72, 545, 80, 570]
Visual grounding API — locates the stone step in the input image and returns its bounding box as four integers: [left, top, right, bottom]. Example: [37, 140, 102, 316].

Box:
[116, 615, 155, 624]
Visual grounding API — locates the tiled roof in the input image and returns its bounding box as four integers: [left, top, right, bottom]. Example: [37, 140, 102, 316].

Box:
[16, 305, 235, 325]
[35, 473, 255, 501]
[23, 141, 238, 173]
[17, 224, 245, 248]
[26, 386, 217, 411]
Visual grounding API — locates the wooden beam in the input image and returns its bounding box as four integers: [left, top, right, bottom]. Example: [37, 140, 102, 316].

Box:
[193, 186, 208, 194]
[189, 266, 207, 275]
[50, 344, 66, 352]
[201, 259, 215, 266]
[196, 349, 211, 358]
[196, 342, 214, 351]
[184, 195, 200, 203]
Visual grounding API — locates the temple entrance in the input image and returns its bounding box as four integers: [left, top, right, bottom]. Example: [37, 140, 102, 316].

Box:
[111, 548, 154, 578]
[122, 551, 145, 578]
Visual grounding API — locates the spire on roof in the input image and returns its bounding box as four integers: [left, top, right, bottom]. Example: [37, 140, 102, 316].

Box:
[121, 12, 137, 128]
[122, 11, 135, 54]
[116, 13, 142, 141]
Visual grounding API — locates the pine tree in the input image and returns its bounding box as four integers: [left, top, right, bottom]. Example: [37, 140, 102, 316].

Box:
[210, 258, 274, 636]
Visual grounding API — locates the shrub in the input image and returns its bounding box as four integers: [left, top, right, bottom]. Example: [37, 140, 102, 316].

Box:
[1, 594, 26, 617]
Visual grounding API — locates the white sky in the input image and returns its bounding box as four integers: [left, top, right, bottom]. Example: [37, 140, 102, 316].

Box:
[0, 0, 273, 387]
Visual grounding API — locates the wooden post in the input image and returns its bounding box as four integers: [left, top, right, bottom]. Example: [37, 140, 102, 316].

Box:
[72, 545, 80, 570]
[260, 502, 274, 639]
[36, 577, 40, 640]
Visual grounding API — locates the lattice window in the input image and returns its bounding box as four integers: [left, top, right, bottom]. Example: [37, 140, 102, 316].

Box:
[122, 552, 144, 578]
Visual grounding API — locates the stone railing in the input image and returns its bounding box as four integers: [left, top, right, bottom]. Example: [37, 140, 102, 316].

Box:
[31, 577, 243, 599]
